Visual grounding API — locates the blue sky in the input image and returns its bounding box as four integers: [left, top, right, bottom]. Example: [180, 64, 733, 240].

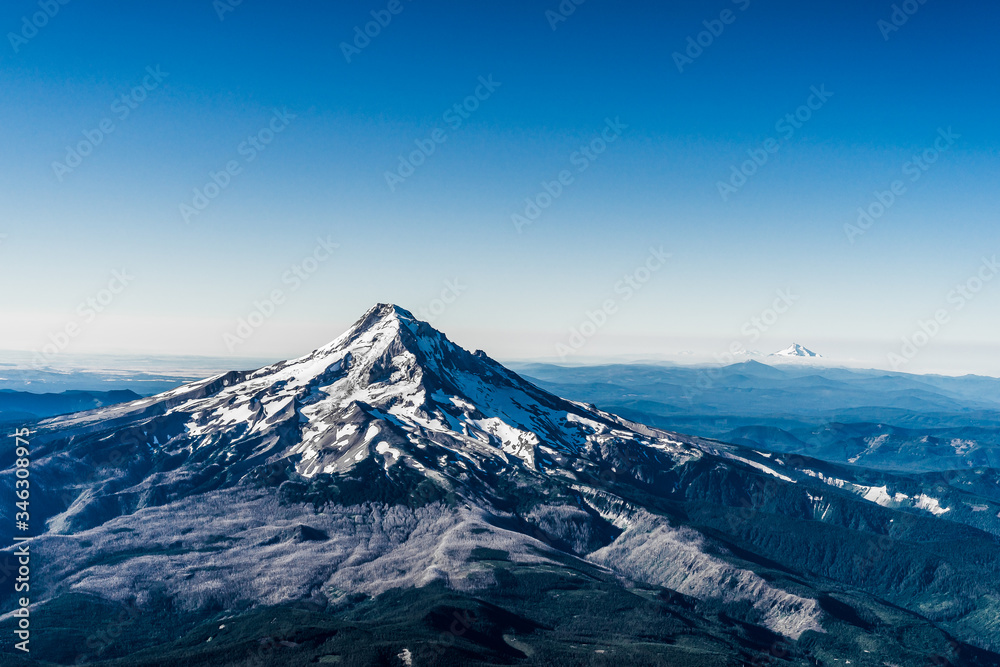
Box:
[1, 0, 998, 375]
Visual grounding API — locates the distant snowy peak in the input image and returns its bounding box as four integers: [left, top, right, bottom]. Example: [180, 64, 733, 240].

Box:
[771, 343, 822, 358]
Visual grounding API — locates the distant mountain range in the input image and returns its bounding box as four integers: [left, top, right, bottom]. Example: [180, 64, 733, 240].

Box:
[0, 353, 267, 394]
[0, 389, 142, 425]
[2, 306, 999, 666]
[513, 359, 1000, 473]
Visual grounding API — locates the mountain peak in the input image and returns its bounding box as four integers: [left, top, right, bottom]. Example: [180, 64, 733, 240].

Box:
[771, 343, 821, 358]
[337, 303, 417, 340]
[314, 303, 427, 359]
[361, 302, 417, 325]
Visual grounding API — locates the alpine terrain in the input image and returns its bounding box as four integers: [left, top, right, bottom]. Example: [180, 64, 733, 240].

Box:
[2, 305, 999, 666]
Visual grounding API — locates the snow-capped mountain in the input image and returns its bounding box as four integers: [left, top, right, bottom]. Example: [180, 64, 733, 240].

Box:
[6, 306, 819, 631]
[770, 343, 822, 358]
[2, 305, 998, 665]
[37, 304, 706, 494]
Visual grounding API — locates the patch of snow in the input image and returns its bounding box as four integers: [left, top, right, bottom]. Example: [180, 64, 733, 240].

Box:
[913, 494, 949, 516]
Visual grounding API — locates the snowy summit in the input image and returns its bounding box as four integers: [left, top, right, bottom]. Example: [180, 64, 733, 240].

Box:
[770, 343, 822, 358]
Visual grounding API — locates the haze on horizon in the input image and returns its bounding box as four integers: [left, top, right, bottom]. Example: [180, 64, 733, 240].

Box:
[1, 0, 998, 377]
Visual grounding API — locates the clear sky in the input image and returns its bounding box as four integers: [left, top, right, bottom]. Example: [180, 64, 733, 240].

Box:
[1, 0, 998, 376]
